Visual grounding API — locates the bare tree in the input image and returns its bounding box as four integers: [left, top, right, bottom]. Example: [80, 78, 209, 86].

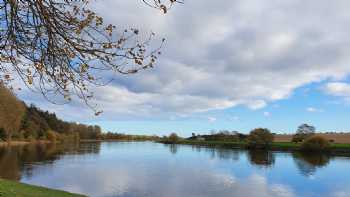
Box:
[0, 0, 182, 114]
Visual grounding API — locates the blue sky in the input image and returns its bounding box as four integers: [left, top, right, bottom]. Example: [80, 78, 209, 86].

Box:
[87, 81, 350, 137]
[16, 0, 350, 136]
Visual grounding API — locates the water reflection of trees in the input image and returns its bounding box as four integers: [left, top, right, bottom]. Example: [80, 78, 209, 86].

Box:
[207, 148, 240, 161]
[189, 146, 240, 161]
[169, 144, 178, 155]
[292, 152, 330, 177]
[247, 150, 275, 168]
[165, 145, 241, 161]
[0, 142, 101, 181]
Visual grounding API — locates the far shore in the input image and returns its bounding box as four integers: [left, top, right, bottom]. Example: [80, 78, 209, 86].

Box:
[79, 139, 156, 143]
[0, 140, 52, 147]
[0, 139, 155, 147]
[158, 140, 350, 154]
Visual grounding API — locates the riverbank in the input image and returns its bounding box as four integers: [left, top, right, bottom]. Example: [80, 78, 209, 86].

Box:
[80, 139, 156, 143]
[0, 140, 51, 147]
[0, 139, 155, 147]
[0, 179, 85, 197]
[159, 140, 350, 153]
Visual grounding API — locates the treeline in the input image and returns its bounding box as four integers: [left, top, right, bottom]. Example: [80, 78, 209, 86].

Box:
[188, 131, 248, 142]
[164, 124, 336, 152]
[0, 85, 101, 142]
[20, 105, 103, 141]
[101, 132, 160, 141]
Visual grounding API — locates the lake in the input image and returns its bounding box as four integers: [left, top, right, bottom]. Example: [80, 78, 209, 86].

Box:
[0, 142, 349, 197]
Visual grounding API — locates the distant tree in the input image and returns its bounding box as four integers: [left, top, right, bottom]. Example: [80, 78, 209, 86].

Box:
[297, 124, 316, 135]
[21, 105, 50, 138]
[0, 84, 26, 143]
[168, 133, 180, 143]
[247, 128, 274, 149]
[292, 124, 316, 143]
[0, 0, 182, 113]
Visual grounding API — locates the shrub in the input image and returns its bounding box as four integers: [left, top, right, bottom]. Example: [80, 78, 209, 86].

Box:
[168, 133, 179, 143]
[47, 130, 57, 142]
[247, 128, 274, 149]
[301, 136, 330, 152]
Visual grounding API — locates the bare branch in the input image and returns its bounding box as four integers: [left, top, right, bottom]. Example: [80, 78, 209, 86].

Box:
[0, 0, 180, 114]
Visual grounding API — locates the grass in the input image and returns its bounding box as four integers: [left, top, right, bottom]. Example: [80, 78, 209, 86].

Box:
[331, 143, 350, 148]
[0, 179, 86, 197]
[160, 140, 350, 152]
[271, 142, 298, 147]
[271, 142, 299, 148]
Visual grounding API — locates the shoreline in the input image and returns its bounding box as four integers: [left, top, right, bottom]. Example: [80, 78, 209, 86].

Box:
[0, 139, 155, 147]
[0, 140, 52, 147]
[158, 140, 350, 153]
[80, 139, 156, 143]
[0, 179, 85, 197]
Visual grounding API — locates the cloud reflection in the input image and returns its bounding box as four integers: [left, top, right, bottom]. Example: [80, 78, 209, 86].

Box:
[1, 142, 349, 197]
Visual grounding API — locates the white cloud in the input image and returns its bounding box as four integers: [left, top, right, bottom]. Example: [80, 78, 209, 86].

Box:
[247, 100, 267, 110]
[17, 0, 350, 121]
[324, 82, 350, 97]
[263, 112, 271, 117]
[306, 107, 323, 113]
[208, 117, 217, 123]
[323, 82, 350, 104]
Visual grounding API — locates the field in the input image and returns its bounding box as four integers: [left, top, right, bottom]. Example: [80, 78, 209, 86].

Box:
[0, 179, 85, 197]
[274, 133, 350, 144]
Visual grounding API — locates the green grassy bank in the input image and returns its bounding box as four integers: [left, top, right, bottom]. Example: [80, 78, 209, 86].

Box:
[0, 179, 86, 197]
[159, 140, 350, 153]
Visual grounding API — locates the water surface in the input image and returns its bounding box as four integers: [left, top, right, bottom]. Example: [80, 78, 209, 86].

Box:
[0, 142, 349, 197]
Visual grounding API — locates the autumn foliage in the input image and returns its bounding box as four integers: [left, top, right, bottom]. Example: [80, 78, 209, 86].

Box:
[301, 136, 330, 152]
[247, 128, 274, 149]
[0, 84, 26, 142]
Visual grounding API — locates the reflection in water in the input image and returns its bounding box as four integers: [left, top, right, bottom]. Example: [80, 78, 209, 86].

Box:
[187, 145, 240, 161]
[167, 144, 178, 155]
[248, 150, 275, 167]
[207, 147, 240, 161]
[0, 142, 349, 197]
[0, 142, 101, 181]
[292, 152, 330, 177]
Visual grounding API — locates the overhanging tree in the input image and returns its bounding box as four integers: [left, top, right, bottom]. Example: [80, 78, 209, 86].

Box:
[0, 0, 182, 114]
